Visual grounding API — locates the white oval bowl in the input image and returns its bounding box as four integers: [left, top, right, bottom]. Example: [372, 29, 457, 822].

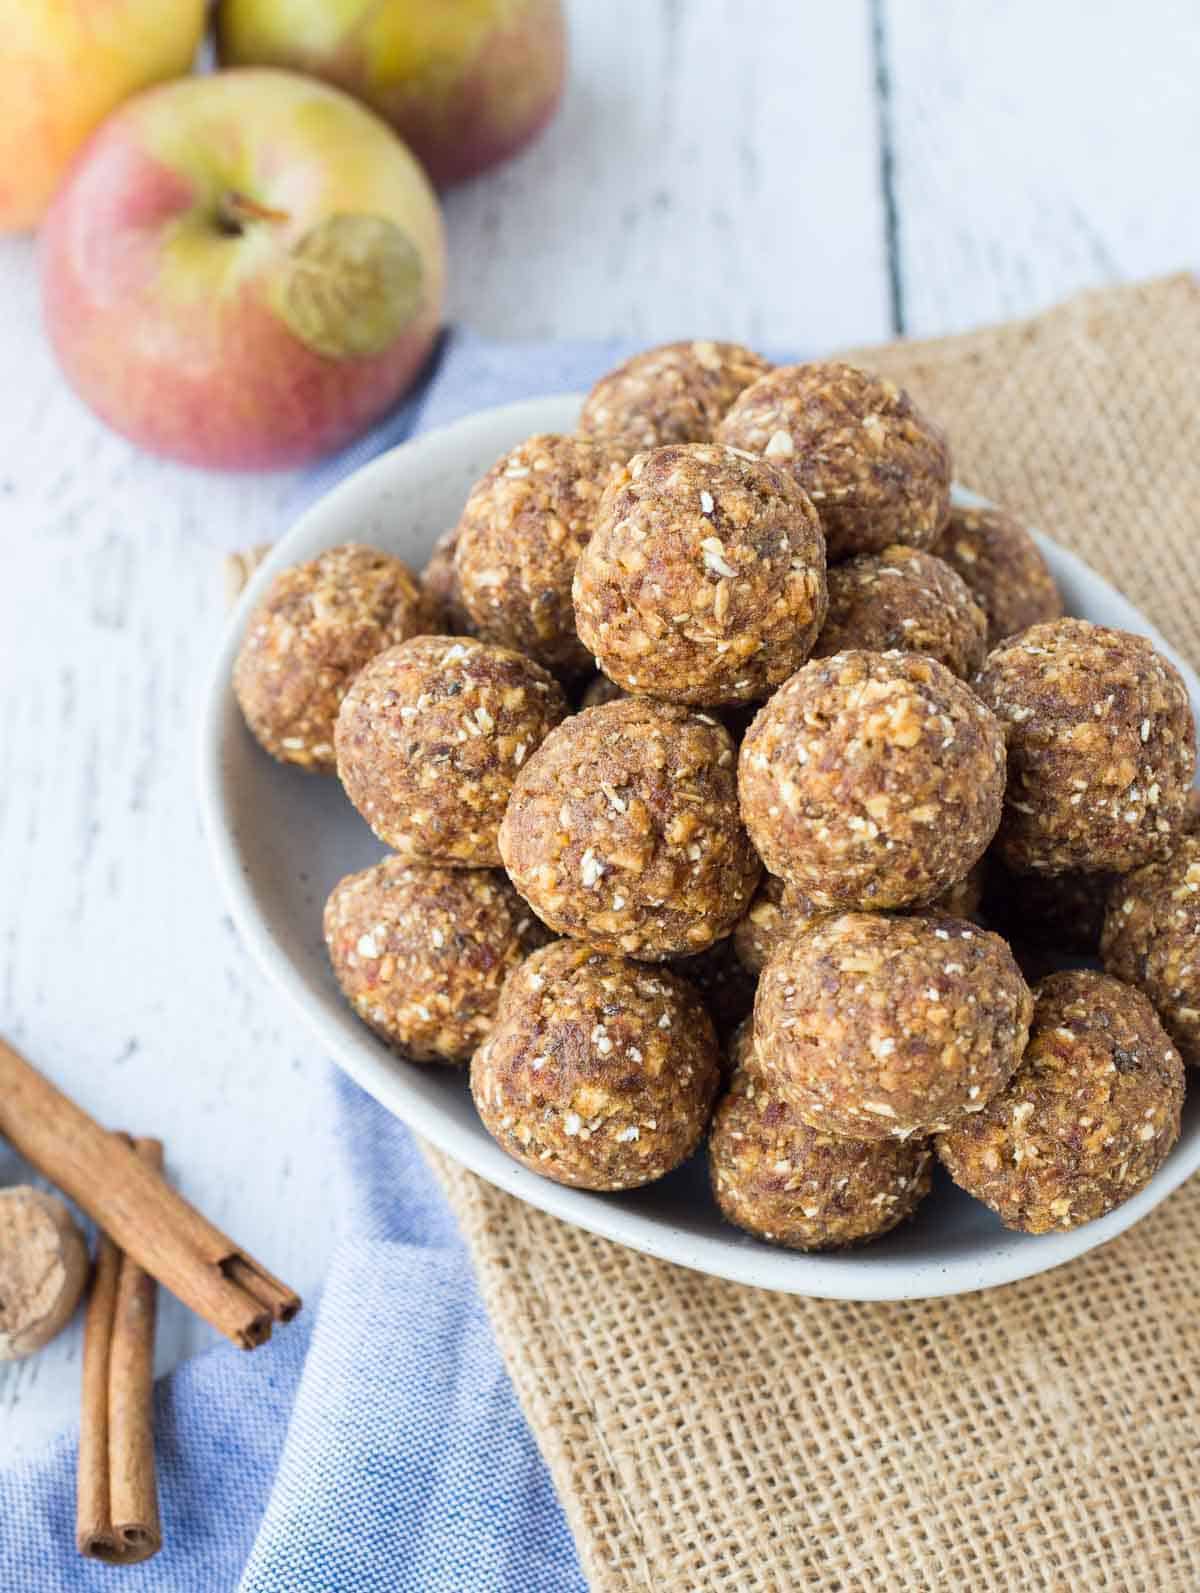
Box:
[199, 394, 1200, 1301]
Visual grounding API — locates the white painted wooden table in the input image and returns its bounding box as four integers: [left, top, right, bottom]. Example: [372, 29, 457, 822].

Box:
[3, 0, 1199, 1462]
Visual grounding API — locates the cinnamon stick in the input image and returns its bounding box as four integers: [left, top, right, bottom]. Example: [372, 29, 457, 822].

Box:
[0, 1035, 300, 1349]
[77, 1138, 163, 1565]
[76, 1220, 122, 1561]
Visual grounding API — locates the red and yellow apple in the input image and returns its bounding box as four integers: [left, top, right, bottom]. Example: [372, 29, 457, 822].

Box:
[215, 0, 566, 187]
[0, 0, 207, 233]
[41, 69, 445, 470]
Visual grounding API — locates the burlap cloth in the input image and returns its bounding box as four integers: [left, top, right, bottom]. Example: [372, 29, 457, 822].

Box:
[417, 276, 1200, 1592]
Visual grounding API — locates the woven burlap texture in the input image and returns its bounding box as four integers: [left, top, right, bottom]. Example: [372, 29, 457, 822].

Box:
[421, 275, 1200, 1593]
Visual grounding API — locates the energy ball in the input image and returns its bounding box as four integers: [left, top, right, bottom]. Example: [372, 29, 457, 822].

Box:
[336, 636, 568, 866]
[420, 527, 475, 637]
[975, 619, 1196, 875]
[500, 697, 761, 958]
[234, 542, 435, 771]
[812, 546, 987, 680]
[578, 339, 771, 452]
[755, 912, 1033, 1140]
[1102, 834, 1200, 1066]
[709, 1046, 934, 1251]
[716, 361, 951, 561]
[670, 936, 757, 1044]
[937, 970, 1184, 1233]
[573, 443, 827, 706]
[453, 433, 626, 676]
[324, 858, 548, 1064]
[733, 874, 821, 975]
[739, 650, 1006, 910]
[933, 503, 1062, 648]
[471, 941, 720, 1190]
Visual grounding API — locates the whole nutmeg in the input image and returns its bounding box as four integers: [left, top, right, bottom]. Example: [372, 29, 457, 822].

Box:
[0, 1186, 90, 1360]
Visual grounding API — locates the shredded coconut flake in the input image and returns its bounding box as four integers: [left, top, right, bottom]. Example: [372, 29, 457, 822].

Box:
[580, 849, 604, 888]
[700, 536, 737, 578]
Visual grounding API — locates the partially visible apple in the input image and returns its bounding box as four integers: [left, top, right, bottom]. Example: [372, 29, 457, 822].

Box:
[0, 0, 207, 232]
[215, 0, 566, 187]
[41, 69, 445, 471]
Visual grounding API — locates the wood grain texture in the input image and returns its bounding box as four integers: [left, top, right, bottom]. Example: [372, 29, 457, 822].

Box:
[881, 0, 1200, 334]
[0, 247, 323, 1457]
[443, 0, 891, 347]
[2, 0, 1197, 1460]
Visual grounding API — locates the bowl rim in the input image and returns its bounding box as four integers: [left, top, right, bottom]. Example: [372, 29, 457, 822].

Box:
[198, 393, 1200, 1301]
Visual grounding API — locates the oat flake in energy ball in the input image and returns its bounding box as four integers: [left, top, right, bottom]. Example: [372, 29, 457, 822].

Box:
[578, 339, 772, 452]
[233, 541, 436, 771]
[471, 941, 720, 1191]
[335, 635, 568, 867]
[324, 859, 549, 1064]
[716, 361, 951, 561]
[975, 619, 1196, 876]
[738, 650, 1005, 911]
[573, 442, 827, 706]
[500, 696, 761, 959]
[936, 970, 1184, 1232]
[754, 912, 1033, 1141]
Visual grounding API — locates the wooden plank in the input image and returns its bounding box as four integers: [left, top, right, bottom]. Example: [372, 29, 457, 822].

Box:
[444, 0, 891, 350]
[882, 0, 1200, 335]
[0, 239, 331, 1458]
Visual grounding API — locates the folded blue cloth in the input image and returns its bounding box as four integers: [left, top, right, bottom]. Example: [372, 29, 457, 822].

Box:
[0, 330, 651, 1593]
[293, 327, 633, 504]
[0, 1074, 586, 1592]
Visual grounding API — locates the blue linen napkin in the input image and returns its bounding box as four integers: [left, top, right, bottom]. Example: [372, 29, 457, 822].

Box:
[0, 329, 656, 1593]
[0, 1074, 586, 1592]
[289, 327, 632, 504]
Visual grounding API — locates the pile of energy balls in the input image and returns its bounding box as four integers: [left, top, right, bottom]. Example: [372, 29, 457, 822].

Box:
[233, 343, 1199, 1251]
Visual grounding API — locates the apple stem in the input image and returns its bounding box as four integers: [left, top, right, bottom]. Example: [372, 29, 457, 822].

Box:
[217, 191, 291, 235]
